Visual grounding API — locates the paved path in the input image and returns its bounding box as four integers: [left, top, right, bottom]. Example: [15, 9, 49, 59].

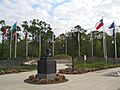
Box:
[0, 64, 120, 90]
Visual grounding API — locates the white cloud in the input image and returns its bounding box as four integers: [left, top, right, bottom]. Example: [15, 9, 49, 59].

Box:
[52, 0, 120, 35]
[0, 0, 50, 25]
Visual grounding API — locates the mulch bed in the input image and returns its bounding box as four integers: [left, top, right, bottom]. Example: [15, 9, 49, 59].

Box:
[59, 68, 89, 74]
[0, 68, 28, 76]
[24, 74, 68, 85]
[58, 65, 120, 74]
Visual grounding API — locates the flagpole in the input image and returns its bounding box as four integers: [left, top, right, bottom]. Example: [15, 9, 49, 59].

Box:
[103, 27, 107, 61]
[78, 31, 80, 57]
[9, 30, 12, 59]
[25, 32, 28, 58]
[65, 31, 67, 55]
[114, 28, 117, 58]
[1, 34, 4, 60]
[91, 31, 93, 58]
[103, 32, 105, 58]
[104, 32, 108, 65]
[112, 34, 115, 64]
[65, 35, 67, 55]
[109, 22, 116, 64]
[38, 31, 41, 58]
[25, 39, 28, 58]
[52, 33, 55, 57]
[14, 32, 17, 59]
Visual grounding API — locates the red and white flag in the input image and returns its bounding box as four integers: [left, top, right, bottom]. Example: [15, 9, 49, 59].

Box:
[95, 18, 104, 30]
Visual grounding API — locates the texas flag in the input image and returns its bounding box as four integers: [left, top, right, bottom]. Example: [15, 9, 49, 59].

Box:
[95, 18, 104, 30]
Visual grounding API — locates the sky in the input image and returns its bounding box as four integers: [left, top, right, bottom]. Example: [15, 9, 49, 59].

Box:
[0, 0, 120, 37]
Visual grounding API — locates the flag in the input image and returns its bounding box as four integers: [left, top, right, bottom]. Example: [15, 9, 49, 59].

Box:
[109, 22, 117, 58]
[96, 18, 104, 30]
[109, 22, 115, 37]
[109, 22, 115, 29]
[13, 23, 17, 30]
[12, 23, 17, 39]
[13, 22, 17, 59]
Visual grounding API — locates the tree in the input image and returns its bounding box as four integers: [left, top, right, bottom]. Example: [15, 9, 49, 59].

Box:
[0, 20, 6, 60]
[21, 19, 53, 58]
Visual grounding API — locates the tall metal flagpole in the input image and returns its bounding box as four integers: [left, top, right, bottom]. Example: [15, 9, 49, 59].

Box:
[103, 27, 107, 60]
[71, 30, 75, 71]
[103, 32, 105, 58]
[104, 31, 108, 64]
[9, 30, 12, 58]
[52, 33, 55, 57]
[26, 37, 28, 58]
[65, 31, 67, 55]
[78, 31, 80, 57]
[39, 31, 41, 58]
[91, 31, 93, 58]
[1, 34, 4, 60]
[114, 27, 117, 58]
[109, 22, 116, 64]
[14, 32, 17, 59]
[112, 28, 115, 64]
[25, 31, 28, 58]
[105, 33, 107, 60]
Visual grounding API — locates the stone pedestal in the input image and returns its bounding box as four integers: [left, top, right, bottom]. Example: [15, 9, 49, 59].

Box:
[37, 57, 56, 80]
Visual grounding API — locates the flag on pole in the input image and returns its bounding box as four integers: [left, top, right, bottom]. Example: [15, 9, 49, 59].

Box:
[109, 22, 117, 58]
[95, 18, 104, 30]
[12, 23, 17, 39]
[12, 22, 17, 59]
[13, 23, 17, 30]
[109, 22, 115, 36]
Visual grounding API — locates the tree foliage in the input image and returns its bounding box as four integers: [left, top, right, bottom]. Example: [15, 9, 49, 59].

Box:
[1, 20, 120, 59]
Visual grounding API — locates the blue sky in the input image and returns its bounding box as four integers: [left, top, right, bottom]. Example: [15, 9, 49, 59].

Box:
[0, 0, 120, 38]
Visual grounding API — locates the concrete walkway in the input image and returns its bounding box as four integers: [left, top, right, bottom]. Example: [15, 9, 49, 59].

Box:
[0, 64, 120, 90]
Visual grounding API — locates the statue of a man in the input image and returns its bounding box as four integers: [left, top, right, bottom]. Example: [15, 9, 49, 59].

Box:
[46, 48, 51, 57]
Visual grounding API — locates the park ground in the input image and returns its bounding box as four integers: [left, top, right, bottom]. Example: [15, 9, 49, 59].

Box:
[0, 63, 120, 90]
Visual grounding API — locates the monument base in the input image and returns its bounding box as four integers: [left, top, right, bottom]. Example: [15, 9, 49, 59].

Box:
[37, 57, 56, 80]
[37, 73, 56, 80]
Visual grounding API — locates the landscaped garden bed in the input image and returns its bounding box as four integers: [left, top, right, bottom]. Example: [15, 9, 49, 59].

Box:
[0, 59, 37, 76]
[59, 60, 120, 74]
[24, 74, 68, 84]
[0, 65, 37, 75]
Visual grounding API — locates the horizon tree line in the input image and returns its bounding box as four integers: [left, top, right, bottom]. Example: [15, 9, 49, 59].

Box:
[0, 19, 120, 60]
